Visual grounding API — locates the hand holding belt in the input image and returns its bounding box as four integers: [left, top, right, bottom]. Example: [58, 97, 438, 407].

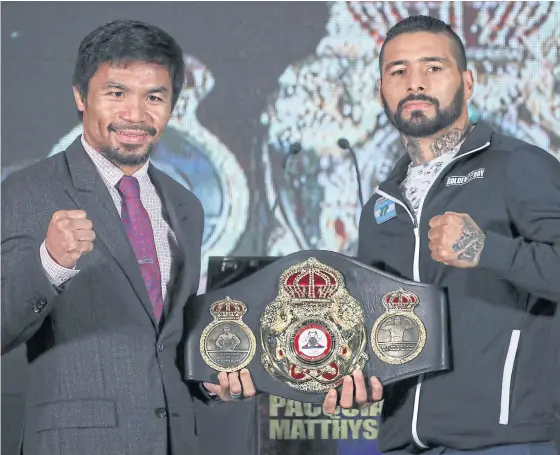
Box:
[184, 251, 449, 404]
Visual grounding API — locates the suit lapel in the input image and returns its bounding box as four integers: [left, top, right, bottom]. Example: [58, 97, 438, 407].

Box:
[63, 139, 159, 330]
[148, 166, 195, 319]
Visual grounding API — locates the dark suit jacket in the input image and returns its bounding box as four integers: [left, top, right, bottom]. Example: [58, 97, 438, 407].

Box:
[1, 138, 207, 455]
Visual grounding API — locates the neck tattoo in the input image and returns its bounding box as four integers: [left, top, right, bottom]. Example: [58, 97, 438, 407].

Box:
[404, 122, 472, 166]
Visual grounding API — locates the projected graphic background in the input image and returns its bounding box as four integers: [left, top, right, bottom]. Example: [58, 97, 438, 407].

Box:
[2, 2, 559, 455]
[7, 1, 558, 290]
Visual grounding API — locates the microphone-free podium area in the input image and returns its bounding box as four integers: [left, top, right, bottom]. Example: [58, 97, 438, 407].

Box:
[207, 256, 281, 293]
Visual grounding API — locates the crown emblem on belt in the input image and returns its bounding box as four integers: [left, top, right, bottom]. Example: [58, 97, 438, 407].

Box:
[281, 258, 340, 301]
[210, 296, 247, 319]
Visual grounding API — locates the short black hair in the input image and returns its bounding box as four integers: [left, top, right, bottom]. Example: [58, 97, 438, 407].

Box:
[379, 15, 467, 75]
[72, 19, 185, 119]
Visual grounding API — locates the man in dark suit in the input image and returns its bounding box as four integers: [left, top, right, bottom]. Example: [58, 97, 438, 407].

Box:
[1, 20, 254, 455]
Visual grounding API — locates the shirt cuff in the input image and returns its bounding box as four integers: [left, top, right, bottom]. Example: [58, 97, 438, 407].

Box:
[40, 240, 80, 287]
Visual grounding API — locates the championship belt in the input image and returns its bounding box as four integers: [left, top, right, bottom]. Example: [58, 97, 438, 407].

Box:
[184, 251, 449, 403]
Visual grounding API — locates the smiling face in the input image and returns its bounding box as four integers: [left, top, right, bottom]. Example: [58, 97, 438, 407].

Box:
[73, 60, 173, 172]
[378, 31, 473, 138]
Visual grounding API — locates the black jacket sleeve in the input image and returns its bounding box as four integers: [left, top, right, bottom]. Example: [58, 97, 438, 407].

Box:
[478, 146, 560, 302]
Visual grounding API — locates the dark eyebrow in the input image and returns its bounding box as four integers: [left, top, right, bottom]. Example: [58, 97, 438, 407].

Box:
[384, 59, 408, 72]
[384, 56, 450, 73]
[420, 56, 449, 64]
[103, 81, 127, 90]
[146, 86, 169, 95]
[102, 81, 169, 95]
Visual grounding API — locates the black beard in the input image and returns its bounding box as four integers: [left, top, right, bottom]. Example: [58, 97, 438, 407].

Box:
[101, 123, 157, 166]
[381, 84, 465, 138]
[99, 143, 153, 167]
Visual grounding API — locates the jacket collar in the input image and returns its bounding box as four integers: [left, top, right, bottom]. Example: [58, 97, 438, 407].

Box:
[378, 120, 495, 197]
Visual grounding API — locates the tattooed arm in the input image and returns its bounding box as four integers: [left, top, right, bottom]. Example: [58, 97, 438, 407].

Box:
[428, 212, 485, 268]
[428, 146, 560, 301]
[475, 146, 560, 302]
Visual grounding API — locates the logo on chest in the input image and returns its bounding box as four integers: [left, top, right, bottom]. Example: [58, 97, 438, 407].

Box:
[374, 197, 397, 224]
[445, 168, 485, 186]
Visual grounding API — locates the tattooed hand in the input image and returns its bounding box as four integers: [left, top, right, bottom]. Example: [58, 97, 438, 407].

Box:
[428, 212, 485, 268]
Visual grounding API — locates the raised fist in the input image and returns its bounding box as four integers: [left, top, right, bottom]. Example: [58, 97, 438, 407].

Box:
[428, 212, 485, 268]
[45, 210, 95, 268]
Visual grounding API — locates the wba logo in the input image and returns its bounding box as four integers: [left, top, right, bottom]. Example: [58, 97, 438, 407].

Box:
[446, 168, 485, 186]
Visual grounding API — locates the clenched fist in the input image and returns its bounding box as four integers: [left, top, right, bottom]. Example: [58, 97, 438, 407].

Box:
[45, 210, 95, 268]
[428, 212, 485, 268]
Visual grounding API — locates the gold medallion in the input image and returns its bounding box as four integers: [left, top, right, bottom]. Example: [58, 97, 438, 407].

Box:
[260, 257, 368, 393]
[371, 289, 426, 365]
[200, 297, 256, 372]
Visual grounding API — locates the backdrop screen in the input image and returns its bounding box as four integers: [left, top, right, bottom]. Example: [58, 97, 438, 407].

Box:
[2, 2, 559, 455]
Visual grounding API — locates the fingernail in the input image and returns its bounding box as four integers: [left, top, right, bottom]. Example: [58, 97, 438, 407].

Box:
[353, 370, 363, 379]
[241, 368, 249, 375]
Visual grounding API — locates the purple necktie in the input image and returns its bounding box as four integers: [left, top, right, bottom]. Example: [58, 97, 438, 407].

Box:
[118, 176, 164, 321]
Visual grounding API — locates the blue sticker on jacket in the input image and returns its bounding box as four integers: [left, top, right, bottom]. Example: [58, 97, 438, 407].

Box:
[374, 197, 396, 224]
